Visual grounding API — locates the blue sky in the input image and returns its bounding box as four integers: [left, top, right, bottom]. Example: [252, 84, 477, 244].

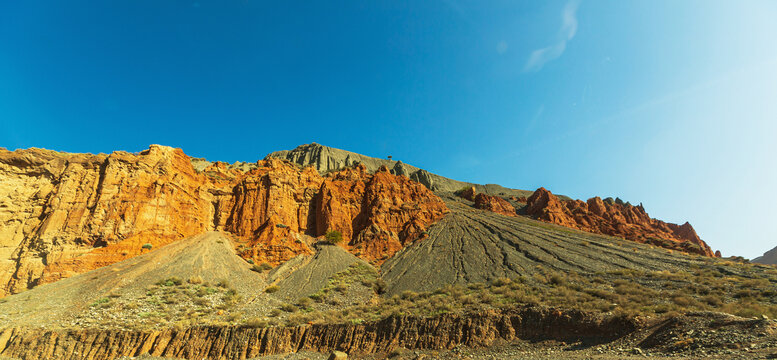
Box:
[1, 1, 775, 258]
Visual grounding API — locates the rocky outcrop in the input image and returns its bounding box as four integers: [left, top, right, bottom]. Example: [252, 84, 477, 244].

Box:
[524, 188, 714, 256]
[267, 143, 534, 198]
[0, 307, 638, 360]
[0, 146, 449, 296]
[456, 187, 516, 217]
[474, 193, 516, 217]
[315, 165, 449, 262]
[0, 146, 213, 295]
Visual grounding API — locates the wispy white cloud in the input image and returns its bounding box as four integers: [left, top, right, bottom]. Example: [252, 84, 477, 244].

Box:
[524, 0, 580, 72]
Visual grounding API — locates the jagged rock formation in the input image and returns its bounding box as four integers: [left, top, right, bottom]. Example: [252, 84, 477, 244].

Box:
[456, 186, 516, 217]
[0, 146, 448, 296]
[474, 193, 516, 217]
[267, 143, 536, 198]
[0, 307, 637, 360]
[524, 187, 714, 256]
[753, 246, 777, 265]
[315, 165, 448, 262]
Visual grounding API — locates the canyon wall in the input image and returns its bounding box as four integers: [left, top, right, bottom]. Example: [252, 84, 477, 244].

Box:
[0, 146, 448, 296]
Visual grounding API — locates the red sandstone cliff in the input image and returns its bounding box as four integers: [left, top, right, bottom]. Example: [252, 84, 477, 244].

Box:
[0, 146, 449, 296]
[456, 186, 516, 217]
[524, 187, 714, 256]
[316, 165, 449, 262]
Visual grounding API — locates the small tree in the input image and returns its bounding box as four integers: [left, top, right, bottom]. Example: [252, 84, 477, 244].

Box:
[324, 230, 343, 245]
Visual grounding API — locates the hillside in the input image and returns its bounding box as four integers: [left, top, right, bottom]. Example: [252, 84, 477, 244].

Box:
[1, 143, 774, 359]
[754, 246, 777, 265]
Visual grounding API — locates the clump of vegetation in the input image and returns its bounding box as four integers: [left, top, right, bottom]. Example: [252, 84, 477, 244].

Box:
[323, 230, 343, 245]
[156, 277, 183, 287]
[265, 285, 280, 293]
[141, 243, 153, 250]
[80, 275, 248, 331]
[280, 303, 298, 313]
[251, 262, 274, 273]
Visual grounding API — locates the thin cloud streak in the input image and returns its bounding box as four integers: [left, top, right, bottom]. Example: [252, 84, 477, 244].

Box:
[524, 0, 580, 72]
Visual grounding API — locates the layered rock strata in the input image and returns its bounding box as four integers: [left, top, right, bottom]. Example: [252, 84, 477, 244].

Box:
[524, 187, 714, 256]
[0, 307, 638, 360]
[0, 146, 448, 296]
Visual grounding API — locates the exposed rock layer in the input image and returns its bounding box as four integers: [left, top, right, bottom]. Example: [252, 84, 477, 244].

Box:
[524, 188, 713, 256]
[0, 146, 448, 296]
[267, 143, 537, 198]
[474, 193, 516, 217]
[0, 307, 637, 360]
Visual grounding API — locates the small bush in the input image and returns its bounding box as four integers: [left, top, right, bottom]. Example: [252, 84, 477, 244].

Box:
[400, 290, 418, 300]
[324, 230, 343, 244]
[280, 303, 298, 313]
[373, 279, 387, 294]
[142, 243, 153, 250]
[548, 274, 565, 286]
[251, 262, 274, 273]
[157, 277, 183, 287]
[90, 297, 110, 307]
[334, 283, 349, 293]
[297, 297, 313, 308]
[245, 318, 269, 328]
[265, 285, 280, 293]
[701, 295, 722, 306]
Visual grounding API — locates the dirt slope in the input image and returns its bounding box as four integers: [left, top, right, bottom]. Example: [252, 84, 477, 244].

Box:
[382, 195, 714, 295]
[0, 232, 267, 328]
[270, 244, 368, 300]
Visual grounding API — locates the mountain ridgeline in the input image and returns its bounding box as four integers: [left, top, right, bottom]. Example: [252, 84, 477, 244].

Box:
[1, 143, 774, 360]
[0, 143, 717, 298]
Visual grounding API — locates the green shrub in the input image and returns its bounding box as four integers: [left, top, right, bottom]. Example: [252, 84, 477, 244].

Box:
[324, 230, 343, 244]
[265, 285, 280, 293]
[251, 262, 274, 273]
[280, 303, 298, 312]
[245, 318, 269, 328]
[297, 297, 313, 308]
[142, 243, 153, 250]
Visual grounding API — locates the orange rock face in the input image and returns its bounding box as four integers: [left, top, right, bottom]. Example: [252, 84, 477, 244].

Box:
[316, 165, 449, 262]
[457, 187, 516, 217]
[525, 188, 714, 257]
[474, 193, 516, 217]
[0, 146, 213, 294]
[0, 147, 450, 296]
